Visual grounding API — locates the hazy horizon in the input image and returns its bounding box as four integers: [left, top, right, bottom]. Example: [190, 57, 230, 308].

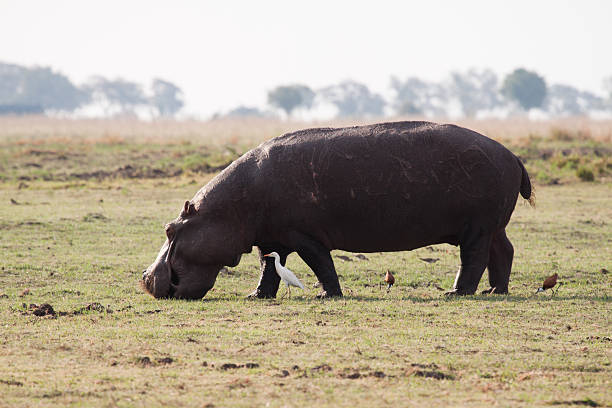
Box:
[2, 0, 611, 117]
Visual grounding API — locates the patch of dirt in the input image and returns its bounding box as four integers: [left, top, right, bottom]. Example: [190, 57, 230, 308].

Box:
[28, 303, 56, 317]
[354, 254, 369, 260]
[334, 255, 352, 262]
[219, 362, 259, 370]
[0, 293, 8, 298]
[339, 372, 361, 379]
[19, 288, 30, 297]
[585, 336, 611, 342]
[136, 356, 152, 366]
[549, 398, 601, 407]
[311, 364, 332, 372]
[338, 369, 387, 379]
[0, 379, 23, 386]
[157, 357, 173, 365]
[408, 368, 455, 380]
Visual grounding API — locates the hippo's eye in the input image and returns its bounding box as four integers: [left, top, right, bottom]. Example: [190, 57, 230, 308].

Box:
[165, 224, 175, 241]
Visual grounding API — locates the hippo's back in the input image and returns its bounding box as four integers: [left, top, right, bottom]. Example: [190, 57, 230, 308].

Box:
[252, 121, 523, 252]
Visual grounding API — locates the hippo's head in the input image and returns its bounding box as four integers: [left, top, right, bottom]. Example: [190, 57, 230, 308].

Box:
[142, 200, 225, 299]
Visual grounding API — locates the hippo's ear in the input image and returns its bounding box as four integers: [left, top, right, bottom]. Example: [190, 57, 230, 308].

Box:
[183, 200, 197, 217]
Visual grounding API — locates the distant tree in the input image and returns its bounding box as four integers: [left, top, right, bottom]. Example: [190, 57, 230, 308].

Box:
[545, 84, 606, 116]
[320, 80, 385, 118]
[84, 77, 147, 114]
[151, 78, 184, 116]
[225, 105, 265, 118]
[501, 68, 547, 110]
[0, 62, 87, 112]
[448, 69, 501, 117]
[267, 85, 315, 116]
[390, 76, 447, 117]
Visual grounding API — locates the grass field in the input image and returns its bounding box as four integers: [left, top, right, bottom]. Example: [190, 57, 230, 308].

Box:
[0, 117, 610, 407]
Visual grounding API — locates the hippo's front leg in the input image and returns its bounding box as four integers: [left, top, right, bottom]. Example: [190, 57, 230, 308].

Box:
[248, 246, 287, 298]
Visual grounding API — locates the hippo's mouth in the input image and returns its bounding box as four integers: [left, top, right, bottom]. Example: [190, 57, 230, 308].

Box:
[165, 239, 180, 297]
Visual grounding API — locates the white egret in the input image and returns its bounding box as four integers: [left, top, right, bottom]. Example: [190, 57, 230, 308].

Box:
[264, 252, 304, 298]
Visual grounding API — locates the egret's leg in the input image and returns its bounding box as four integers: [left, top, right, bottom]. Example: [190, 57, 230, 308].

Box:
[249, 246, 291, 299]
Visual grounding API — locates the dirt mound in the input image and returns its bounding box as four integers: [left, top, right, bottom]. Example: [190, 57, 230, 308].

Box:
[219, 362, 259, 370]
[28, 303, 56, 317]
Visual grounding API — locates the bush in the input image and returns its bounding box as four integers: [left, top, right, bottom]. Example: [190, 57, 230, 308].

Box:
[549, 128, 574, 141]
[553, 154, 581, 169]
[576, 166, 595, 182]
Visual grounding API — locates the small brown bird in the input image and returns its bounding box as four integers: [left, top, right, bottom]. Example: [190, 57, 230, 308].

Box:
[536, 273, 558, 294]
[385, 270, 395, 292]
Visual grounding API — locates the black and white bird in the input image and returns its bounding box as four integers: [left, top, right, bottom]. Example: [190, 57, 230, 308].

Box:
[264, 252, 304, 298]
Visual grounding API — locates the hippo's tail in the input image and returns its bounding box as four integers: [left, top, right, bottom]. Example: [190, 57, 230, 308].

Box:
[516, 156, 535, 207]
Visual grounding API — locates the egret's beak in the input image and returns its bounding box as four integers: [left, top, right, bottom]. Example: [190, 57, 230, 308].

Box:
[263, 254, 271, 257]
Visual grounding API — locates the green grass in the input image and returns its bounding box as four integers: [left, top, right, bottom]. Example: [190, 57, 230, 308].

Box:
[1, 177, 610, 407]
[0, 119, 611, 406]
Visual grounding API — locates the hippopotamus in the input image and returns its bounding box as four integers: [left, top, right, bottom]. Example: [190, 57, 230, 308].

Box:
[142, 121, 533, 299]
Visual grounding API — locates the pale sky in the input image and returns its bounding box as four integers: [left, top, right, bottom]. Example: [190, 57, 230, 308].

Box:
[1, 0, 611, 117]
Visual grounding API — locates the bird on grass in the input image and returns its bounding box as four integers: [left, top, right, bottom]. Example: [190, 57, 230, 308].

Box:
[536, 273, 561, 294]
[384, 270, 395, 292]
[263, 252, 304, 298]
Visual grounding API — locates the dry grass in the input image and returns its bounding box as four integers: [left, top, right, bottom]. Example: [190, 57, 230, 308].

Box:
[0, 180, 610, 408]
[0, 117, 610, 406]
[1, 116, 611, 146]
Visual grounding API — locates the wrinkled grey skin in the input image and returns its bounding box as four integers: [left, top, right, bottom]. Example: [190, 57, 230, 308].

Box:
[142, 121, 532, 299]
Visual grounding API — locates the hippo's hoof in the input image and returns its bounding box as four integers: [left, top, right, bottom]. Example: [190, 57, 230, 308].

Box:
[444, 289, 474, 297]
[316, 290, 343, 299]
[246, 289, 276, 299]
[481, 287, 508, 295]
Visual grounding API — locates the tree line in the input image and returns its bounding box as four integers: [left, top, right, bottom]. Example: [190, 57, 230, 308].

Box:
[1, 61, 611, 119]
[258, 68, 612, 119]
[0, 62, 183, 116]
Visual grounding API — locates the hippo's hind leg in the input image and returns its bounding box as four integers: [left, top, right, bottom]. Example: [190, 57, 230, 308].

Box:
[482, 229, 514, 294]
[248, 245, 291, 299]
[292, 232, 343, 298]
[448, 225, 492, 295]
